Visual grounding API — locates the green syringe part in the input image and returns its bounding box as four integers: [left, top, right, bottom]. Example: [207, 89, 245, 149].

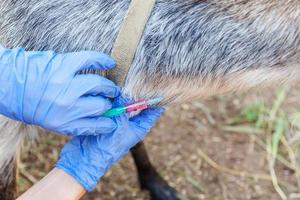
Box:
[102, 107, 126, 117]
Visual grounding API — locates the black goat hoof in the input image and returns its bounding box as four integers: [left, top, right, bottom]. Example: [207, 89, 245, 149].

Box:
[140, 176, 183, 200]
[147, 183, 182, 200]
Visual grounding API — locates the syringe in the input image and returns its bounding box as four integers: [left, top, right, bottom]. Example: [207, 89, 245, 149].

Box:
[102, 97, 163, 117]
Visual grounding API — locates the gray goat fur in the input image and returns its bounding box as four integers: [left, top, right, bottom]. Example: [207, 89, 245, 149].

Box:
[0, 0, 300, 185]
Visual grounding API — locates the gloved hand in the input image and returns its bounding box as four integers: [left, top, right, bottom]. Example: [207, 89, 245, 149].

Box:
[0, 46, 120, 136]
[55, 104, 164, 191]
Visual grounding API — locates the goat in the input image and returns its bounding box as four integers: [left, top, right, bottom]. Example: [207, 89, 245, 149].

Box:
[1, 0, 300, 199]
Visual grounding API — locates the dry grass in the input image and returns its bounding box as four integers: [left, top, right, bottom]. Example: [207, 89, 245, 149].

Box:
[222, 86, 300, 199]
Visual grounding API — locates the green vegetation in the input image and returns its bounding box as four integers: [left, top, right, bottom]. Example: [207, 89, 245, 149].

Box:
[224, 86, 300, 199]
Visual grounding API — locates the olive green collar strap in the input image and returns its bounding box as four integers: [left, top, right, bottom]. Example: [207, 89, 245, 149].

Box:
[108, 0, 157, 86]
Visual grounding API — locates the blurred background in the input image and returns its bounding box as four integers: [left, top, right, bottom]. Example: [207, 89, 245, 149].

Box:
[18, 86, 300, 200]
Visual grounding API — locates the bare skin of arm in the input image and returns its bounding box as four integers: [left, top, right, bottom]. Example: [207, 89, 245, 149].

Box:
[17, 168, 86, 200]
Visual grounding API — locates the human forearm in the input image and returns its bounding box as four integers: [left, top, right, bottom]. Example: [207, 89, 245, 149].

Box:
[17, 168, 86, 200]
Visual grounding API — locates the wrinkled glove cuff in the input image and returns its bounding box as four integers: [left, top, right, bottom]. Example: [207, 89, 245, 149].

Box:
[55, 162, 107, 192]
[55, 138, 115, 192]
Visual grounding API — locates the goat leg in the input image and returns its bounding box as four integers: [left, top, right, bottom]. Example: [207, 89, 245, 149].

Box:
[131, 141, 183, 200]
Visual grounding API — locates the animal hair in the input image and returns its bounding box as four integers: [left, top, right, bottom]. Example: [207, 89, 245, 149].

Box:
[0, 0, 300, 182]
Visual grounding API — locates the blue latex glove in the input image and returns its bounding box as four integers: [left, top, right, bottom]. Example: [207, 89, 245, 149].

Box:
[0, 46, 120, 136]
[55, 106, 164, 191]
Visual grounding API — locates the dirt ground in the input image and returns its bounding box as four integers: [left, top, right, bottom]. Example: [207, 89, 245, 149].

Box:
[18, 89, 300, 200]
